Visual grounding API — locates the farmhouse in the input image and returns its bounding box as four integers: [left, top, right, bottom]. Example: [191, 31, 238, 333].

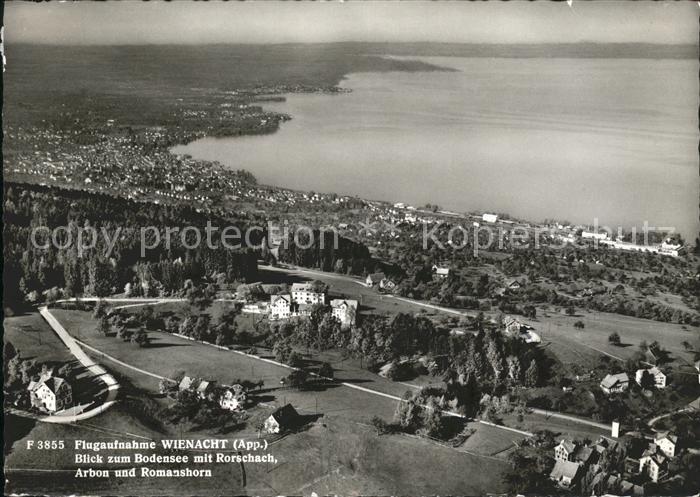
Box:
[639, 451, 668, 483]
[431, 265, 450, 280]
[291, 282, 326, 305]
[178, 375, 196, 391]
[330, 299, 358, 328]
[549, 460, 581, 488]
[555, 439, 577, 461]
[366, 272, 386, 288]
[654, 432, 677, 458]
[263, 403, 299, 434]
[600, 372, 629, 394]
[219, 384, 246, 411]
[28, 372, 73, 413]
[635, 367, 666, 389]
[379, 277, 397, 291]
[196, 380, 216, 400]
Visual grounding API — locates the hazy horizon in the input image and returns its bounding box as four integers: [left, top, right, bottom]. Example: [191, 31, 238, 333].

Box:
[5, 2, 697, 46]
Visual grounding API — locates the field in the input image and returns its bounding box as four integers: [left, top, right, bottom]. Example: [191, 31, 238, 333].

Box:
[5, 306, 514, 495]
[245, 415, 509, 495]
[3, 312, 107, 411]
[50, 308, 400, 421]
[522, 308, 698, 370]
[4, 312, 75, 365]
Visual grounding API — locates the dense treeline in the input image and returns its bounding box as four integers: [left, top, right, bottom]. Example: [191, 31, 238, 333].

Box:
[276, 228, 374, 274]
[267, 307, 546, 416]
[3, 183, 259, 310]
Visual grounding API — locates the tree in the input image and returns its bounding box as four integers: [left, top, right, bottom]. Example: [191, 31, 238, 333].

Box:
[525, 360, 539, 387]
[574, 320, 585, 329]
[566, 306, 576, 316]
[96, 315, 111, 336]
[131, 328, 150, 347]
[523, 305, 537, 319]
[117, 325, 133, 342]
[287, 369, 308, 389]
[318, 362, 334, 380]
[287, 351, 303, 368]
[639, 369, 655, 390]
[371, 415, 391, 435]
[93, 299, 109, 319]
[608, 332, 621, 345]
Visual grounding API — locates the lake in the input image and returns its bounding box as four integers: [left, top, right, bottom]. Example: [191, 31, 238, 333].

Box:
[173, 56, 699, 238]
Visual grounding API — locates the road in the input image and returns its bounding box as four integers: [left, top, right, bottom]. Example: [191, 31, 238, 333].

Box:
[45, 265, 614, 434]
[529, 407, 611, 432]
[261, 263, 475, 317]
[37, 306, 120, 423]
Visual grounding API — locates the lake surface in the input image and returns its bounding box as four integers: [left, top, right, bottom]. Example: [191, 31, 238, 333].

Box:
[174, 57, 699, 238]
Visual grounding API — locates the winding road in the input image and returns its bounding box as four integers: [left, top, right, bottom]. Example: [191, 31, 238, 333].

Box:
[37, 306, 120, 423]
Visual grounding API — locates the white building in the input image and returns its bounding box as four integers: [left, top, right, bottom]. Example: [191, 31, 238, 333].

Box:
[600, 372, 629, 394]
[482, 213, 498, 223]
[330, 299, 358, 328]
[270, 294, 293, 320]
[635, 367, 667, 389]
[432, 265, 450, 279]
[639, 452, 667, 483]
[242, 302, 269, 315]
[581, 231, 609, 241]
[219, 385, 246, 411]
[554, 439, 577, 461]
[291, 282, 326, 306]
[263, 404, 299, 434]
[28, 372, 73, 413]
[654, 432, 677, 458]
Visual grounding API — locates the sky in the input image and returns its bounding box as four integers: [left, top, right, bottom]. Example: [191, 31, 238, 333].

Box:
[4, 1, 698, 46]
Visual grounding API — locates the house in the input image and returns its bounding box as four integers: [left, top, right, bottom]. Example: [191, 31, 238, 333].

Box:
[28, 372, 73, 413]
[431, 265, 450, 280]
[572, 445, 595, 465]
[654, 432, 677, 458]
[270, 294, 293, 320]
[263, 403, 299, 434]
[581, 231, 609, 241]
[639, 450, 667, 482]
[505, 278, 524, 291]
[379, 277, 397, 292]
[365, 272, 386, 288]
[555, 439, 577, 461]
[330, 299, 358, 328]
[196, 380, 216, 400]
[549, 460, 581, 488]
[291, 282, 326, 305]
[219, 384, 246, 411]
[635, 367, 666, 389]
[482, 213, 498, 223]
[503, 316, 541, 344]
[600, 372, 629, 394]
[178, 375, 197, 391]
[242, 302, 269, 315]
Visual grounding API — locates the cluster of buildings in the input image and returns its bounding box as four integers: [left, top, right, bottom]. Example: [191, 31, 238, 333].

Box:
[600, 367, 667, 395]
[178, 375, 247, 412]
[365, 272, 396, 291]
[27, 369, 73, 413]
[550, 431, 681, 491]
[241, 282, 359, 327]
[503, 316, 542, 344]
